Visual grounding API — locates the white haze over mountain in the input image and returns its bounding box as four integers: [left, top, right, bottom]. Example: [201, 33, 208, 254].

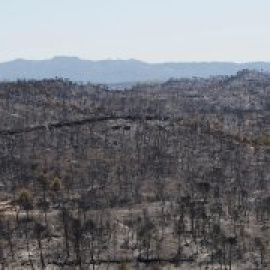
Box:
[0, 57, 270, 84]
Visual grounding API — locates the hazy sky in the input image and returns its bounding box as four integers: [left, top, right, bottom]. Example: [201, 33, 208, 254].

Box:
[1, 0, 270, 63]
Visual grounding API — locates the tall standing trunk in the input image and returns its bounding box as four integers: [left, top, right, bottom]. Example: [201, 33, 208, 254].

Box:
[38, 237, 45, 269]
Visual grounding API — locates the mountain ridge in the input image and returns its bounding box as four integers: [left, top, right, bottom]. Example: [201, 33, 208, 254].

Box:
[0, 56, 270, 84]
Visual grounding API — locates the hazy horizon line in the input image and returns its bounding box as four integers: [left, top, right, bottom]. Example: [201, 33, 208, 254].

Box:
[1, 56, 270, 65]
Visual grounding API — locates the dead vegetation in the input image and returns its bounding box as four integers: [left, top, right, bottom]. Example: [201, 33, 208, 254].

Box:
[0, 71, 269, 269]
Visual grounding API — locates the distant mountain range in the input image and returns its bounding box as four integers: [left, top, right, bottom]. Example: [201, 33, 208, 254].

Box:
[1, 57, 270, 84]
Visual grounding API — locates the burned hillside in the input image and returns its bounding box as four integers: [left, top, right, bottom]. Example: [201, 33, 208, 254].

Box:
[0, 71, 269, 269]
